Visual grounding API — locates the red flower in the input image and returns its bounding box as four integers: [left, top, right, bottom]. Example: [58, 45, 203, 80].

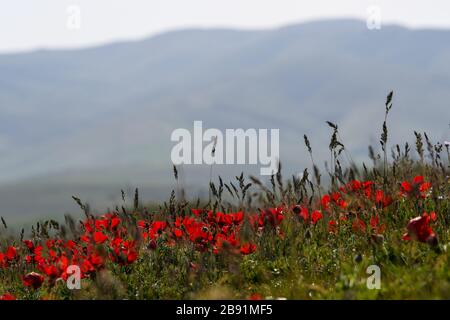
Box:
[300, 207, 309, 222]
[311, 210, 323, 224]
[93, 232, 108, 244]
[331, 192, 341, 203]
[23, 240, 34, 251]
[43, 265, 59, 278]
[0, 253, 5, 268]
[81, 259, 95, 274]
[127, 250, 138, 264]
[328, 220, 337, 233]
[233, 211, 244, 224]
[151, 221, 168, 234]
[370, 215, 379, 229]
[137, 220, 148, 229]
[249, 293, 263, 300]
[363, 181, 374, 198]
[240, 242, 256, 255]
[419, 182, 431, 193]
[67, 240, 76, 249]
[413, 175, 424, 184]
[321, 195, 331, 210]
[401, 181, 412, 193]
[191, 209, 202, 216]
[22, 272, 45, 289]
[174, 229, 183, 238]
[6, 246, 17, 261]
[375, 190, 384, 203]
[90, 253, 104, 268]
[111, 217, 121, 229]
[430, 211, 437, 222]
[95, 219, 109, 230]
[352, 218, 366, 234]
[293, 206, 308, 222]
[402, 213, 436, 244]
[400, 176, 431, 198]
[369, 214, 386, 234]
[337, 199, 348, 209]
[265, 207, 284, 227]
[350, 180, 362, 191]
[0, 293, 16, 300]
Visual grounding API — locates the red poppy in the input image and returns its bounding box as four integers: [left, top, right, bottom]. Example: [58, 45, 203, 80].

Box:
[25, 255, 33, 264]
[321, 195, 331, 210]
[6, 246, 17, 261]
[233, 211, 244, 224]
[127, 251, 138, 264]
[240, 242, 256, 255]
[111, 217, 121, 229]
[402, 213, 436, 244]
[400, 176, 431, 198]
[352, 218, 366, 234]
[401, 181, 412, 193]
[81, 259, 95, 274]
[43, 265, 59, 278]
[137, 220, 148, 229]
[299, 207, 309, 222]
[328, 220, 337, 233]
[0, 293, 16, 300]
[151, 221, 168, 235]
[95, 219, 109, 230]
[93, 232, 108, 244]
[331, 192, 341, 203]
[174, 229, 183, 238]
[83, 220, 94, 233]
[0, 253, 5, 268]
[67, 240, 76, 249]
[419, 182, 431, 193]
[249, 293, 263, 300]
[292, 205, 308, 221]
[311, 210, 323, 224]
[369, 214, 386, 234]
[350, 180, 362, 191]
[264, 207, 284, 227]
[363, 181, 374, 198]
[191, 209, 202, 216]
[413, 175, 424, 184]
[22, 272, 45, 289]
[23, 240, 34, 251]
[430, 211, 437, 222]
[90, 253, 104, 268]
[375, 190, 384, 203]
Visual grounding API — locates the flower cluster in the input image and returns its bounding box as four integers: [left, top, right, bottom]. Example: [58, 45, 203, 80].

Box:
[138, 209, 263, 255]
[0, 175, 441, 299]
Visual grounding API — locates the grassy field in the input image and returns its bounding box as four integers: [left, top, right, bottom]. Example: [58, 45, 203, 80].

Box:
[1, 93, 450, 300]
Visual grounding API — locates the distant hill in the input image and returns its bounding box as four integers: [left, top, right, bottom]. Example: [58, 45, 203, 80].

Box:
[1, 19, 450, 220]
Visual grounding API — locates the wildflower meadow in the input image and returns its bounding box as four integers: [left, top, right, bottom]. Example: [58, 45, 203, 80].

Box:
[1, 92, 449, 300]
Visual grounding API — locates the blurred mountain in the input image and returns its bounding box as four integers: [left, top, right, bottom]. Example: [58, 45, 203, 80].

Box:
[1, 19, 450, 220]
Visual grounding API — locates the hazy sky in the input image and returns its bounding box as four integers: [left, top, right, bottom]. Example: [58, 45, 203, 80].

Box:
[1, 0, 450, 53]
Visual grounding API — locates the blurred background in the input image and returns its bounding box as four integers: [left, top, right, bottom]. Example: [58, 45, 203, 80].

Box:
[0, 0, 449, 224]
